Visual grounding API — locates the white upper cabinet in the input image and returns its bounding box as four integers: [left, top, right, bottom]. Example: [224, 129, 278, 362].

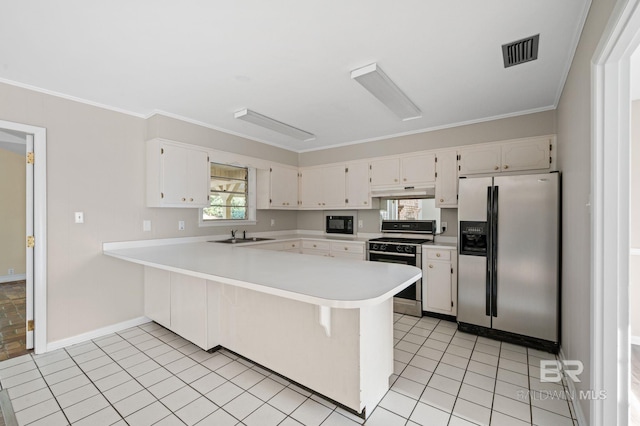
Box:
[458, 144, 502, 175]
[435, 150, 458, 208]
[369, 158, 400, 186]
[257, 165, 299, 209]
[147, 139, 209, 208]
[345, 162, 373, 208]
[401, 153, 436, 185]
[501, 137, 552, 172]
[370, 154, 436, 188]
[459, 135, 554, 176]
[300, 165, 346, 208]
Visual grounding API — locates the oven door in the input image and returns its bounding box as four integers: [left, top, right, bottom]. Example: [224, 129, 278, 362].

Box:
[368, 250, 421, 301]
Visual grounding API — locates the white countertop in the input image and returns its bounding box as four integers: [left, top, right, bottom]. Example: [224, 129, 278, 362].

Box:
[104, 242, 421, 309]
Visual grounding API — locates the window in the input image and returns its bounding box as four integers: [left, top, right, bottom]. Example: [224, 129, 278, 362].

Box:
[201, 162, 256, 226]
[380, 198, 441, 231]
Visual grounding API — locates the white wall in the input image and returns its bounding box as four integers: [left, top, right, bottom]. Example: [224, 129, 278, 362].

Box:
[555, 0, 618, 421]
[298, 110, 556, 166]
[0, 82, 300, 344]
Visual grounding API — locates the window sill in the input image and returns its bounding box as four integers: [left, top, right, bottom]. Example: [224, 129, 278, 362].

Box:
[199, 219, 257, 227]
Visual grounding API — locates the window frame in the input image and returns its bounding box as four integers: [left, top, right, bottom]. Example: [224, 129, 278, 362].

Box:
[199, 165, 257, 227]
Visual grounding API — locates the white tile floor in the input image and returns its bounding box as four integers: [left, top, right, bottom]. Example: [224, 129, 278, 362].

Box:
[0, 315, 579, 426]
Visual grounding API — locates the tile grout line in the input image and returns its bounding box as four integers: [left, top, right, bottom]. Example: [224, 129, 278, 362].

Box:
[26, 354, 72, 425]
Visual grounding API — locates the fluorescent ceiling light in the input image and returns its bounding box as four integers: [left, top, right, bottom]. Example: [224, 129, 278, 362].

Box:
[351, 63, 422, 121]
[234, 109, 315, 142]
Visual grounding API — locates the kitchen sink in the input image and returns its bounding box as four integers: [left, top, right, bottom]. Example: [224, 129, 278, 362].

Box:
[210, 237, 274, 244]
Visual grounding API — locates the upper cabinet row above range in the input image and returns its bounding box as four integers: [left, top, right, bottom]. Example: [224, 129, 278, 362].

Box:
[146, 135, 556, 210]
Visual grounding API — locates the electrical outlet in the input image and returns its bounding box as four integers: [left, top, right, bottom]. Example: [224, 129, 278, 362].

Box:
[178, 220, 185, 231]
[8, 268, 14, 275]
[74, 212, 84, 223]
[358, 219, 363, 229]
[441, 221, 448, 232]
[270, 219, 275, 227]
[143, 220, 151, 232]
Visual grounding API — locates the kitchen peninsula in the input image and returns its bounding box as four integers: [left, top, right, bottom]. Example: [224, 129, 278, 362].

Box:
[103, 239, 421, 417]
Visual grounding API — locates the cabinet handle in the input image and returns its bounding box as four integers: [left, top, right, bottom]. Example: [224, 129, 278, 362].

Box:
[313, 244, 317, 248]
[322, 203, 325, 205]
[394, 178, 398, 182]
[318, 203, 321, 206]
[181, 197, 186, 202]
[439, 198, 444, 203]
[436, 253, 441, 257]
[429, 264, 433, 268]
[364, 201, 368, 204]
[189, 198, 193, 202]
[403, 178, 407, 181]
[344, 247, 348, 250]
[504, 165, 509, 169]
[494, 166, 499, 170]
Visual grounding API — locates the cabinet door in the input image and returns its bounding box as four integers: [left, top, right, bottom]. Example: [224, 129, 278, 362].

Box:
[501, 137, 551, 172]
[170, 273, 207, 348]
[424, 261, 454, 314]
[435, 150, 458, 208]
[458, 145, 501, 175]
[270, 166, 298, 208]
[322, 165, 347, 208]
[401, 153, 436, 185]
[187, 149, 209, 206]
[144, 267, 171, 328]
[345, 162, 371, 208]
[370, 158, 400, 186]
[299, 168, 324, 208]
[161, 144, 188, 204]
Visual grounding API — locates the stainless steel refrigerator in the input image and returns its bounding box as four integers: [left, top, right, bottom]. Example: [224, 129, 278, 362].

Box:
[457, 172, 560, 352]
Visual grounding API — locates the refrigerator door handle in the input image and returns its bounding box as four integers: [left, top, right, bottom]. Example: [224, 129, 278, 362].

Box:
[492, 185, 499, 317]
[485, 186, 492, 317]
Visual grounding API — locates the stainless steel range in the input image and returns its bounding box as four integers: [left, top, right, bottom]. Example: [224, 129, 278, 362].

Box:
[367, 220, 436, 317]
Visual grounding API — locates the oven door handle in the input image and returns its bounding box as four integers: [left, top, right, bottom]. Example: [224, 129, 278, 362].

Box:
[368, 250, 416, 257]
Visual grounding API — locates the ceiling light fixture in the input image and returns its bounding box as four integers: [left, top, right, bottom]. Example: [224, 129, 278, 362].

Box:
[234, 109, 315, 142]
[350, 63, 422, 121]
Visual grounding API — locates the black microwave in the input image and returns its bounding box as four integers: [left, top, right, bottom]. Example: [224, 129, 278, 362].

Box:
[326, 216, 354, 235]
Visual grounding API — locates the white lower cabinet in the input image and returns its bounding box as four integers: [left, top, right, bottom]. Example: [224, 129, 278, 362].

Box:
[144, 267, 171, 329]
[329, 241, 366, 260]
[144, 267, 213, 349]
[170, 273, 207, 348]
[422, 248, 457, 316]
[301, 240, 331, 256]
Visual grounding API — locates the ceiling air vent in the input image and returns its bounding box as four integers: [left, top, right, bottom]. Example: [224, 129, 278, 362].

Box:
[502, 34, 539, 68]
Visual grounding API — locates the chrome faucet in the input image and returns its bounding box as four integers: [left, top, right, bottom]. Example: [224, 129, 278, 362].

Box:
[243, 230, 247, 240]
[231, 229, 238, 239]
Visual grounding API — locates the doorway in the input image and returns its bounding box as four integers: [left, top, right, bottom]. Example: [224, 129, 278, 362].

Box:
[0, 120, 46, 356]
[592, 0, 640, 424]
[0, 130, 29, 360]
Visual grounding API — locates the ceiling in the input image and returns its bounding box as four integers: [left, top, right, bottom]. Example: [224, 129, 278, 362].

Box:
[0, 1, 590, 153]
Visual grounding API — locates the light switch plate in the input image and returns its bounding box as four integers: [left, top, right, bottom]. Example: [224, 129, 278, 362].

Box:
[358, 219, 363, 229]
[143, 220, 151, 232]
[74, 212, 84, 223]
[178, 220, 185, 231]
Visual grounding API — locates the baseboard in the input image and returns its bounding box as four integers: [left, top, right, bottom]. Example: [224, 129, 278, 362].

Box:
[558, 348, 588, 426]
[46, 316, 151, 352]
[0, 274, 26, 284]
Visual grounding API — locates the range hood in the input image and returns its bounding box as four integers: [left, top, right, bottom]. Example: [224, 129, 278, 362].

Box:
[370, 185, 436, 199]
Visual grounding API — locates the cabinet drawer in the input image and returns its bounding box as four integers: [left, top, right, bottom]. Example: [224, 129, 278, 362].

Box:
[330, 242, 364, 254]
[302, 240, 331, 251]
[425, 249, 451, 261]
[282, 241, 300, 250]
